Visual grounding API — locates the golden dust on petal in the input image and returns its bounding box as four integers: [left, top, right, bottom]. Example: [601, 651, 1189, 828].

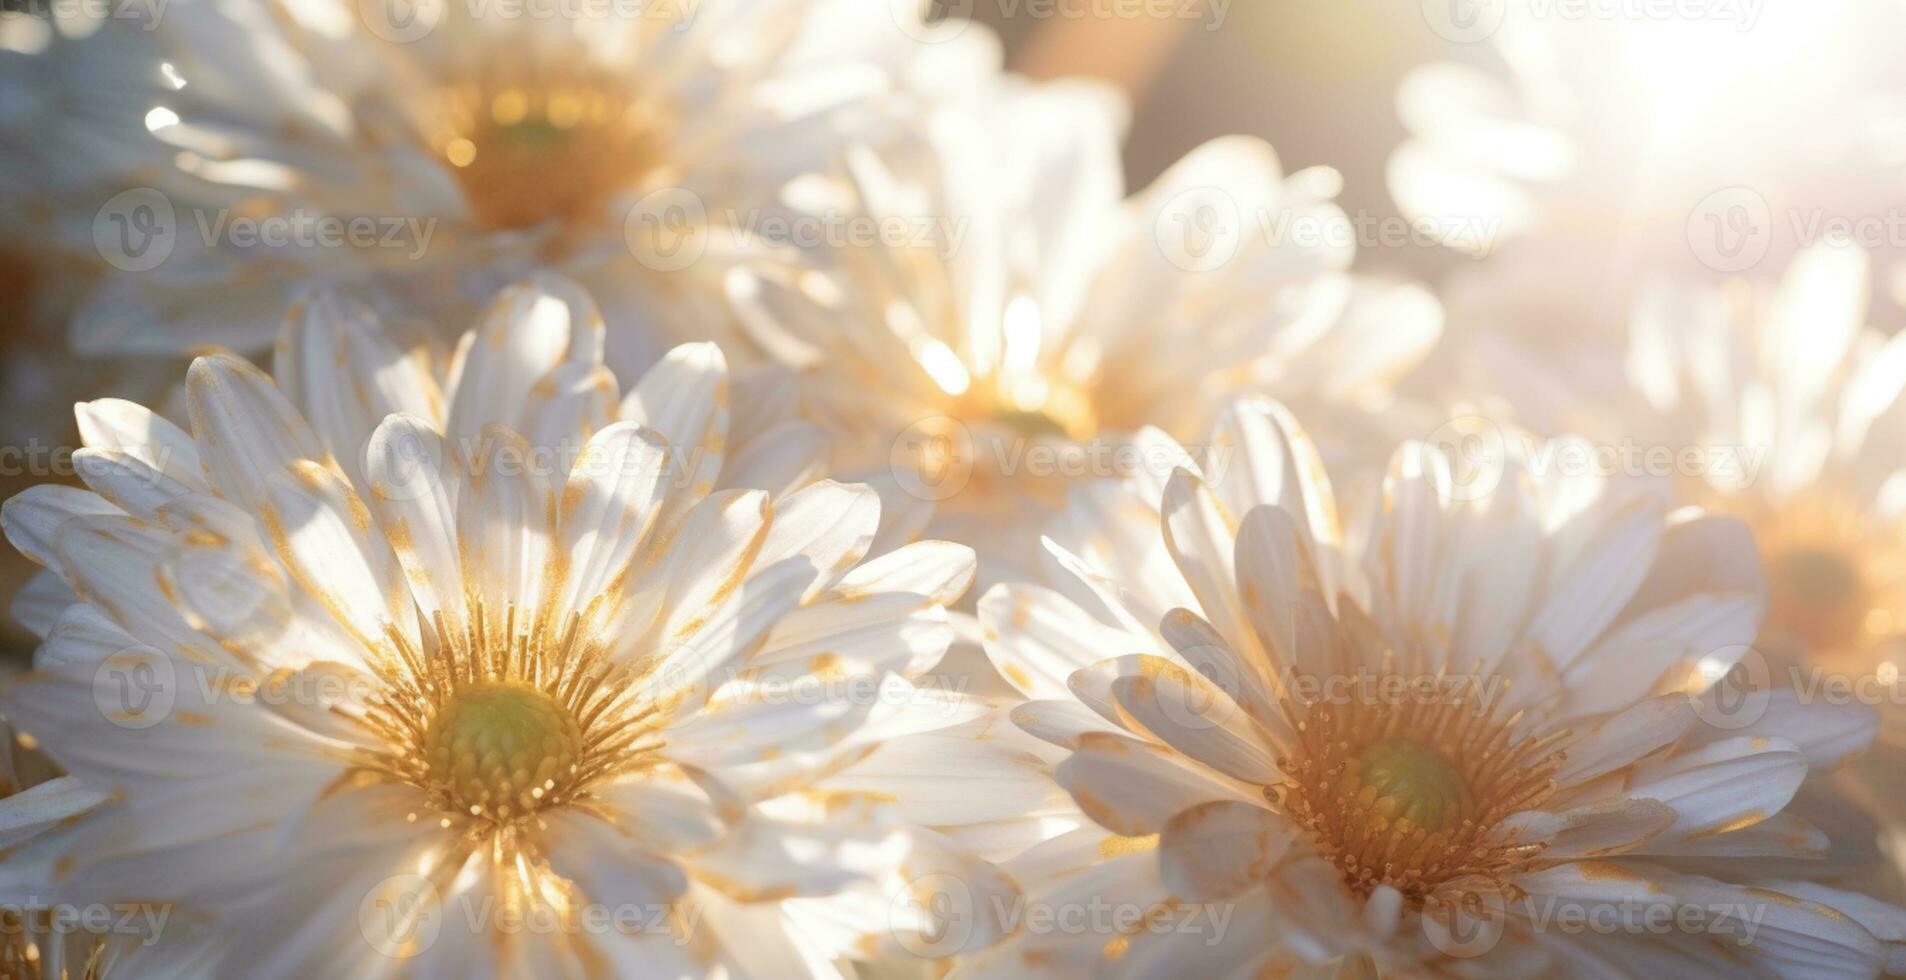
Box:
[354, 599, 667, 831]
[431, 68, 674, 233]
[1266, 646, 1565, 910]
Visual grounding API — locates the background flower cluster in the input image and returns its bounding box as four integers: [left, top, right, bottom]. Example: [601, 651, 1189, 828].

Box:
[2, 0, 1906, 977]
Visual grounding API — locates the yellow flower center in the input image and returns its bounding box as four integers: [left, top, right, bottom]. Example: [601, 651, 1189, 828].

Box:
[359, 601, 667, 828]
[422, 680, 584, 819]
[434, 76, 672, 233]
[1269, 662, 1564, 907]
[952, 377, 1099, 445]
[1744, 490, 1906, 662]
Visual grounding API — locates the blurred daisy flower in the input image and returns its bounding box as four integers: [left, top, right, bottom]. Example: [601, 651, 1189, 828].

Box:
[965, 398, 1904, 976]
[0, 275, 995, 974]
[728, 77, 1442, 583]
[48, 0, 994, 371]
[1631, 244, 1906, 749]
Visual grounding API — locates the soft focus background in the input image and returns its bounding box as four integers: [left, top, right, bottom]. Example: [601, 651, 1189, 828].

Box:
[9, 1, 1906, 659]
[984, 1, 1474, 285]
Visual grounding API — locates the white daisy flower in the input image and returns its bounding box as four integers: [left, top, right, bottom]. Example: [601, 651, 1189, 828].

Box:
[966, 397, 1906, 976]
[728, 77, 1442, 582]
[0, 275, 985, 975]
[53, 0, 995, 365]
[1630, 245, 1898, 653]
[1630, 245, 1906, 756]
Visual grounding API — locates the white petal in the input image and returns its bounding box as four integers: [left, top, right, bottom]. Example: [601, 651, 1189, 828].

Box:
[980, 582, 1133, 700]
[1556, 695, 1697, 787]
[458, 425, 555, 632]
[1110, 662, 1280, 785]
[365, 415, 467, 638]
[184, 354, 329, 510]
[445, 274, 605, 445]
[554, 421, 671, 619]
[1628, 736, 1807, 840]
[755, 480, 879, 600]
[71, 449, 195, 523]
[824, 539, 976, 608]
[1053, 731, 1256, 836]
[274, 290, 443, 491]
[539, 809, 691, 908]
[1, 485, 120, 573]
[259, 459, 416, 653]
[73, 398, 209, 492]
[621, 342, 729, 531]
[1159, 799, 1294, 899]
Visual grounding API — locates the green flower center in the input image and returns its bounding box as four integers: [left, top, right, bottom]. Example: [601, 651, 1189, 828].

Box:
[1355, 736, 1467, 831]
[1774, 546, 1862, 608]
[422, 680, 584, 820]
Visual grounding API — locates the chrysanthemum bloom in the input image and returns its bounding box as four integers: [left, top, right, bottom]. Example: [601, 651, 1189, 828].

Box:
[728, 79, 1441, 581]
[0, 276, 983, 974]
[51, 0, 994, 363]
[1629, 246, 1906, 803]
[967, 398, 1906, 976]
